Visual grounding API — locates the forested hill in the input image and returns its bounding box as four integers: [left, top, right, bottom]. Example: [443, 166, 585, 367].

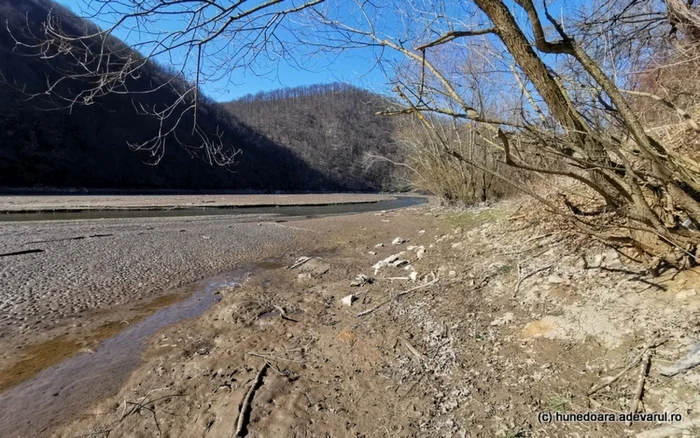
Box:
[225, 84, 402, 192]
[0, 0, 399, 191]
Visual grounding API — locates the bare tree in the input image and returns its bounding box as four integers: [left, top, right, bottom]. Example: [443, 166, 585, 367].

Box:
[304, 0, 700, 272]
[10, 0, 700, 271]
[6, 0, 324, 165]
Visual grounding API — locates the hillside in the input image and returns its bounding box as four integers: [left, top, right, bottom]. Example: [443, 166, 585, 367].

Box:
[225, 83, 403, 192]
[0, 0, 399, 191]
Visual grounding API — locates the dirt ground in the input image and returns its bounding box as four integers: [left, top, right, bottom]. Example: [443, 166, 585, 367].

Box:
[44, 200, 700, 437]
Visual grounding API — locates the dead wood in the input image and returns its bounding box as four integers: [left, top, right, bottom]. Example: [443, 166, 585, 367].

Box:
[357, 274, 438, 317]
[235, 362, 269, 437]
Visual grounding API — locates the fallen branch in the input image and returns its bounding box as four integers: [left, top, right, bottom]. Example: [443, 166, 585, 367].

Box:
[512, 265, 552, 298]
[636, 417, 700, 438]
[627, 351, 651, 426]
[357, 274, 438, 317]
[399, 336, 425, 361]
[235, 362, 269, 437]
[588, 337, 664, 396]
[273, 305, 298, 323]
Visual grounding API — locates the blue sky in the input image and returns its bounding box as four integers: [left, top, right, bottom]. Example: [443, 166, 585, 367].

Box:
[53, 0, 394, 102]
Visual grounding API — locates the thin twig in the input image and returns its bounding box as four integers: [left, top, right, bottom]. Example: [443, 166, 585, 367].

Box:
[626, 351, 651, 426]
[273, 305, 298, 323]
[588, 337, 664, 396]
[235, 362, 269, 437]
[399, 336, 425, 361]
[512, 265, 552, 297]
[357, 274, 438, 317]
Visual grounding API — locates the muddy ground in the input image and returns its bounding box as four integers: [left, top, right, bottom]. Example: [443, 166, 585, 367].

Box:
[39, 199, 700, 438]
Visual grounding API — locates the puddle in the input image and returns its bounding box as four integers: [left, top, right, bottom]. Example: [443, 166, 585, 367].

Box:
[0, 269, 246, 438]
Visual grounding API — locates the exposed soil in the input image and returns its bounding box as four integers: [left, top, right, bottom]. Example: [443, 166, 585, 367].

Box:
[3, 196, 700, 437]
[38, 199, 700, 438]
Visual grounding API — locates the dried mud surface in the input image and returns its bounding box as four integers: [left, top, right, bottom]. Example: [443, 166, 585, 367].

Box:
[6, 198, 700, 437]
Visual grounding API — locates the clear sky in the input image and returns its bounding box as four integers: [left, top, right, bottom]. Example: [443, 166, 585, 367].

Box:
[53, 0, 394, 102]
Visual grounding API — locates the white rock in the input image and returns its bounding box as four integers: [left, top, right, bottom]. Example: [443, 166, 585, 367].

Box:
[676, 289, 697, 300]
[591, 254, 603, 267]
[375, 243, 384, 248]
[392, 237, 405, 245]
[547, 275, 565, 284]
[490, 312, 515, 326]
[409, 271, 418, 282]
[418, 229, 426, 234]
[368, 251, 377, 256]
[392, 259, 409, 268]
[416, 247, 425, 259]
[341, 294, 358, 307]
[407, 245, 417, 251]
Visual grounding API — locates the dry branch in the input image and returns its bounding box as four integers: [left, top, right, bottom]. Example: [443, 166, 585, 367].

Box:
[357, 274, 438, 317]
[626, 351, 652, 426]
[235, 362, 269, 437]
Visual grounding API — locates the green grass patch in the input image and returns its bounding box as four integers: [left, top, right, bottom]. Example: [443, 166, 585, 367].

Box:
[547, 392, 573, 412]
[444, 207, 508, 231]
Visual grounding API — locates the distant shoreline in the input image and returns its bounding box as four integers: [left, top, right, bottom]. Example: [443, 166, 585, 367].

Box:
[0, 193, 397, 213]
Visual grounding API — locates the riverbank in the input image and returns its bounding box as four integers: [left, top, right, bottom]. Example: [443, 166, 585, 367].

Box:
[41, 199, 700, 437]
[4, 197, 700, 437]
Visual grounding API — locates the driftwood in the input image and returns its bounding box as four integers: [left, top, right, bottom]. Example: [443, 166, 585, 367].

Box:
[626, 351, 651, 426]
[288, 256, 312, 269]
[588, 337, 663, 396]
[357, 274, 438, 317]
[235, 363, 269, 437]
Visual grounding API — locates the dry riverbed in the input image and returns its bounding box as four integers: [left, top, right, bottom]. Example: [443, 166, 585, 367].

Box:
[3, 196, 700, 437]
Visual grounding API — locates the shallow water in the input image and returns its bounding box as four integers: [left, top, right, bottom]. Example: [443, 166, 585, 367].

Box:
[0, 196, 426, 222]
[0, 270, 244, 438]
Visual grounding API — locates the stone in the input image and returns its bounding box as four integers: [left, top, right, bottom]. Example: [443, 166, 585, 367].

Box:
[547, 275, 565, 284]
[341, 294, 357, 307]
[368, 251, 377, 256]
[418, 229, 426, 234]
[350, 274, 374, 287]
[454, 227, 463, 234]
[392, 237, 405, 245]
[416, 247, 425, 259]
[409, 271, 418, 282]
[392, 259, 409, 268]
[591, 254, 603, 267]
[603, 249, 622, 268]
[375, 243, 384, 248]
[676, 289, 697, 300]
[490, 312, 514, 326]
